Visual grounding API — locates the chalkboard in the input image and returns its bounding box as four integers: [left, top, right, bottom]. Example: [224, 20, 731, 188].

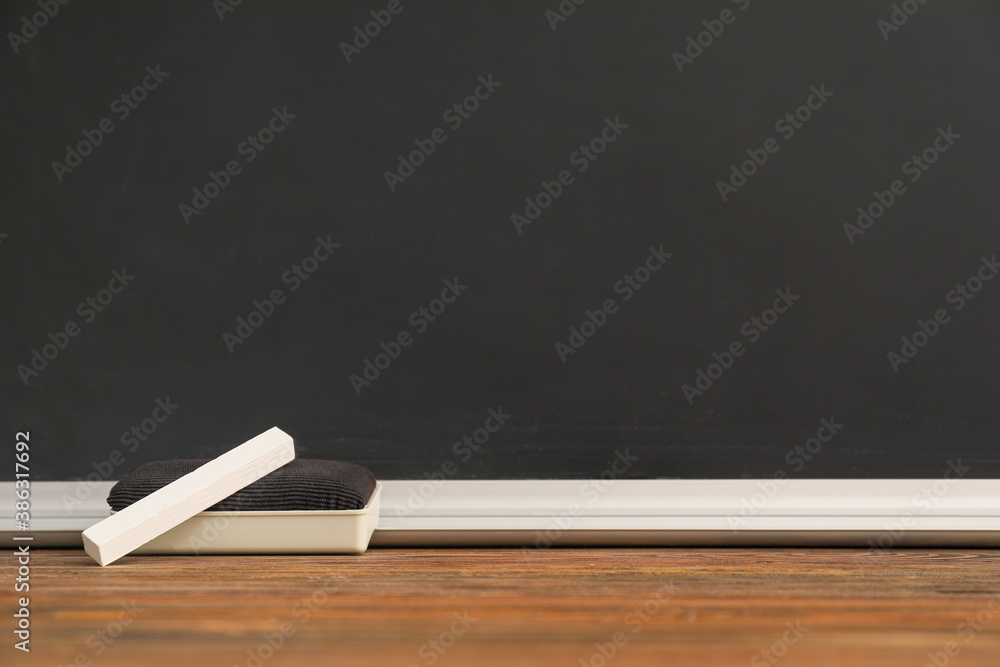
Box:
[3, 0, 999, 482]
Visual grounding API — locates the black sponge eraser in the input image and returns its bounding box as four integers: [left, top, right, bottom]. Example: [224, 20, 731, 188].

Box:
[108, 458, 377, 512]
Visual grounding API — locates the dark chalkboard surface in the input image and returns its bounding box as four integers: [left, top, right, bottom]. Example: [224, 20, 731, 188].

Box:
[3, 1, 999, 481]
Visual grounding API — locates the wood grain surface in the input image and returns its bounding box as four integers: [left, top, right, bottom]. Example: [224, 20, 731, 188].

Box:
[4, 548, 1000, 666]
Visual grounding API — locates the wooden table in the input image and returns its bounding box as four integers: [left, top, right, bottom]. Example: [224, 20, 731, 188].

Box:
[6, 548, 1000, 666]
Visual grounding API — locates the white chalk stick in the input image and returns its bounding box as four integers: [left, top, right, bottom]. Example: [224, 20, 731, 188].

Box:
[82, 426, 295, 566]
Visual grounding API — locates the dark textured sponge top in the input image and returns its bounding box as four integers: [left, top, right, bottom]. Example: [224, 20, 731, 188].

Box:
[107, 458, 377, 512]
